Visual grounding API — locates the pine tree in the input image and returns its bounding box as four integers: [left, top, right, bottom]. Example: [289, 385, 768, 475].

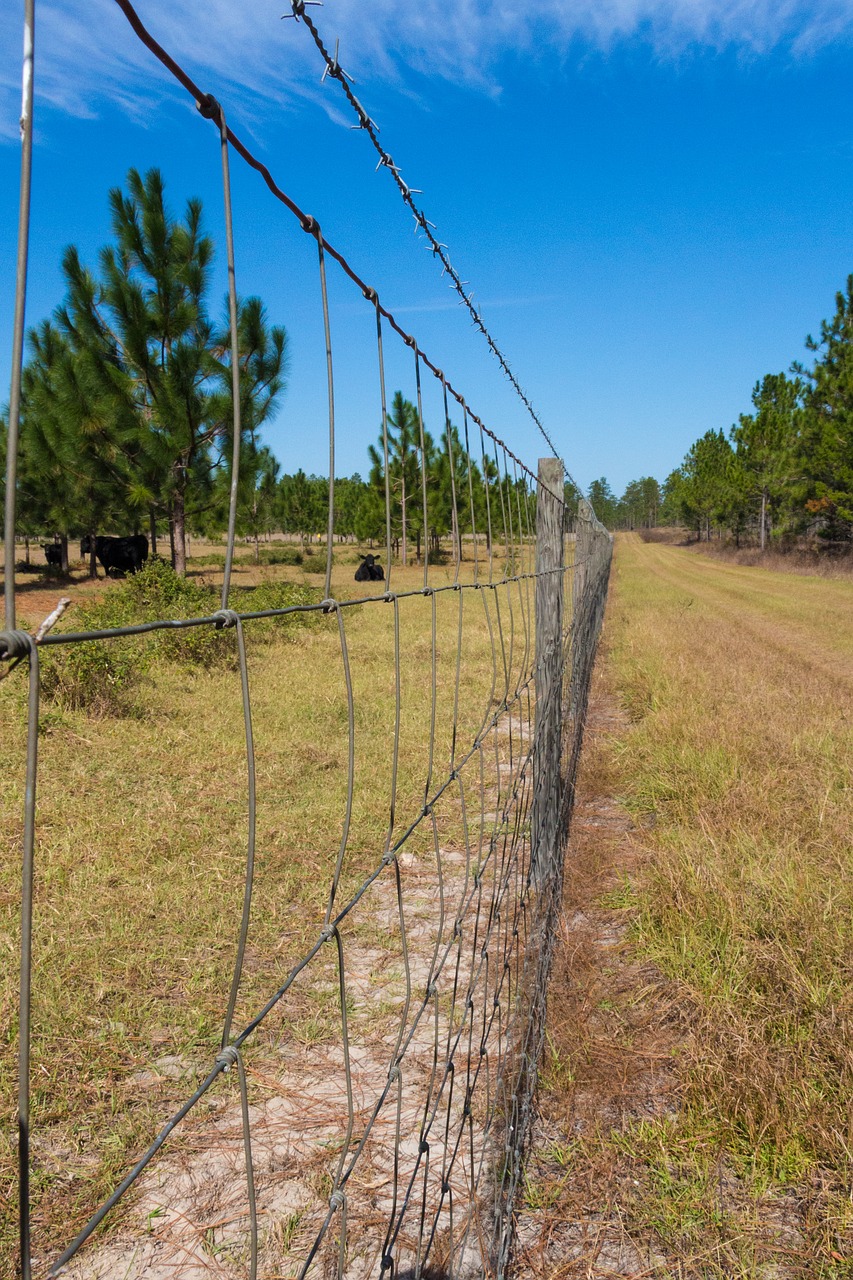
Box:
[31, 168, 288, 574]
[367, 392, 433, 565]
[794, 276, 853, 540]
[732, 373, 802, 548]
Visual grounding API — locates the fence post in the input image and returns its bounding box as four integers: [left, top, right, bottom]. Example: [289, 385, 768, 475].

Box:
[532, 457, 564, 886]
[571, 497, 594, 719]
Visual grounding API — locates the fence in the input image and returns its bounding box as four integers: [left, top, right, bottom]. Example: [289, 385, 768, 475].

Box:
[1, 3, 613, 1277]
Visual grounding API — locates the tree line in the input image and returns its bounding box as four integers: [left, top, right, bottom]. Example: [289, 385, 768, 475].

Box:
[668, 271, 853, 544]
[584, 274, 853, 548]
[1, 167, 532, 575]
[243, 398, 532, 565]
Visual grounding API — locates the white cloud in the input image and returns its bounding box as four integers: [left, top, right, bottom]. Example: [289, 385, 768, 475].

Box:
[2, 0, 852, 141]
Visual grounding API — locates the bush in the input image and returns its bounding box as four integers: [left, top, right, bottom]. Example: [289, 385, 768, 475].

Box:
[231, 579, 322, 643]
[258, 545, 304, 566]
[41, 635, 142, 715]
[40, 561, 320, 715]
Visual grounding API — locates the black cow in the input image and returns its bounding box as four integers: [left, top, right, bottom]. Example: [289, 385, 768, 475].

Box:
[80, 534, 148, 576]
[42, 544, 63, 569]
[354, 553, 384, 583]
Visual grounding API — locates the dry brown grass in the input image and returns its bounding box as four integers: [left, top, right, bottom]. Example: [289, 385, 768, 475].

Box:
[1, 540, 541, 1273]
[643, 526, 853, 581]
[522, 534, 853, 1278]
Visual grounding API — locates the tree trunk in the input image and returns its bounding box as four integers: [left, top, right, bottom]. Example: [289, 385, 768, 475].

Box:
[59, 534, 69, 575]
[416, 526, 421, 564]
[149, 507, 158, 558]
[172, 489, 187, 576]
[88, 530, 98, 578]
[760, 488, 767, 551]
[24, 535, 29, 566]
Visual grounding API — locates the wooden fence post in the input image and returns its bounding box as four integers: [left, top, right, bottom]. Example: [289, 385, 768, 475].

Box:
[571, 497, 594, 719]
[532, 457, 564, 886]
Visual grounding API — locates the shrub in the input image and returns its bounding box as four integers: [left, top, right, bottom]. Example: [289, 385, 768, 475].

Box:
[40, 561, 320, 715]
[258, 545, 303, 566]
[231, 580, 322, 643]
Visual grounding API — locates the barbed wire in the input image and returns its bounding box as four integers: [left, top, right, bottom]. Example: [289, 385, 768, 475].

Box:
[2, 2, 613, 1277]
[108, 0, 575, 515]
[283, 0, 584, 501]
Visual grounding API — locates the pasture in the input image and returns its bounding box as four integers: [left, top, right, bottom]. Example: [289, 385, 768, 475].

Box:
[529, 534, 853, 1277]
[2, 540, 548, 1275]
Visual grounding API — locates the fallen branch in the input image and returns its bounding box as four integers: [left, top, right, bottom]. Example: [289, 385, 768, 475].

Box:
[34, 595, 71, 643]
[0, 596, 71, 681]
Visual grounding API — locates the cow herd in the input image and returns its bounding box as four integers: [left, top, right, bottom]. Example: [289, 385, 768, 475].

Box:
[80, 534, 148, 576]
[39, 539, 386, 583]
[40, 535, 149, 576]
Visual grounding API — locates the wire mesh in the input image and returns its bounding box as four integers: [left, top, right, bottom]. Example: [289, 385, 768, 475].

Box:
[1, 3, 613, 1277]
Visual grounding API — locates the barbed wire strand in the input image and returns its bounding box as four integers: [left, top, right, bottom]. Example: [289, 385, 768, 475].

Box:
[109, 0, 573, 517]
[285, 0, 585, 498]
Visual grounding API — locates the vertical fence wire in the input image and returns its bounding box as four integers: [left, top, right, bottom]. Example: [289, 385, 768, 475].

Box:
[3, 0, 35, 634]
[205, 95, 243, 611]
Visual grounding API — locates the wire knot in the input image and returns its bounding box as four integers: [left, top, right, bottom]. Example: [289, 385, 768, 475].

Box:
[362, 286, 377, 303]
[197, 93, 221, 124]
[388, 1064, 401, 1083]
[320, 597, 337, 614]
[213, 608, 240, 629]
[380, 1256, 394, 1272]
[0, 630, 33, 661]
[319, 925, 335, 944]
[301, 213, 319, 235]
[216, 1045, 240, 1072]
[329, 1189, 346, 1211]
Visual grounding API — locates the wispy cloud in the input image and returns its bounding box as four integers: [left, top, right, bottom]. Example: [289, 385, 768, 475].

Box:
[2, 0, 852, 141]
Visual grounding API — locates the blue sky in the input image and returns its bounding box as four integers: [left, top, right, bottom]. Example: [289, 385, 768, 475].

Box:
[2, 0, 853, 496]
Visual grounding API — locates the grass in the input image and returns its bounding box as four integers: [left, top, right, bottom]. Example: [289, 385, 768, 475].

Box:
[1, 538, 544, 1273]
[533, 533, 853, 1277]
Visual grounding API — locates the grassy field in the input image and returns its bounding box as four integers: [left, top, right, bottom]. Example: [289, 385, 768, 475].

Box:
[1, 542, 542, 1272]
[533, 533, 853, 1277]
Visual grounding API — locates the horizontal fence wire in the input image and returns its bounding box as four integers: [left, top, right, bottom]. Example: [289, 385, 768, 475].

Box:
[1, 3, 613, 1278]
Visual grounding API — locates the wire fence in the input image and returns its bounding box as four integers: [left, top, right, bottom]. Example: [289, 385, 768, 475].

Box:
[1, 3, 612, 1277]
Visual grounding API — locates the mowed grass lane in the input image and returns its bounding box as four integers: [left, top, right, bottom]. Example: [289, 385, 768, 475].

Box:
[540, 534, 852, 1277]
